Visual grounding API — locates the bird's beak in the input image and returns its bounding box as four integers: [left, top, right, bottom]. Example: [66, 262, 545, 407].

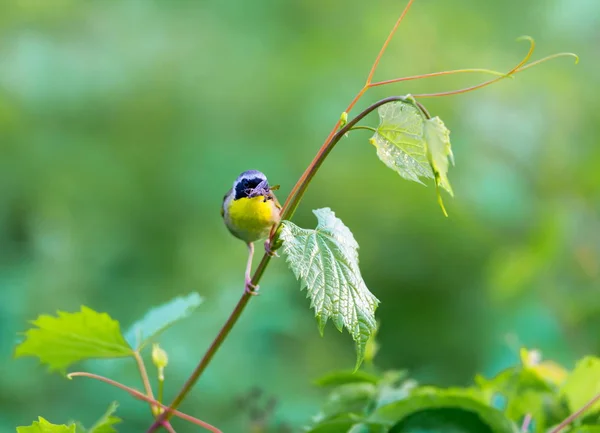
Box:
[247, 180, 270, 198]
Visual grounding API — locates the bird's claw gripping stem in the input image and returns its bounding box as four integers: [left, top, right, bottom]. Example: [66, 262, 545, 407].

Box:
[244, 277, 259, 296]
[264, 239, 279, 257]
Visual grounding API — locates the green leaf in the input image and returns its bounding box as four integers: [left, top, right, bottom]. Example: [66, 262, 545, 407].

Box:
[321, 382, 378, 418]
[305, 414, 363, 433]
[87, 402, 121, 433]
[370, 98, 433, 185]
[125, 292, 203, 349]
[370, 387, 516, 433]
[375, 379, 418, 409]
[424, 116, 454, 195]
[280, 208, 379, 369]
[369, 99, 455, 215]
[17, 417, 77, 433]
[348, 423, 387, 433]
[423, 116, 454, 216]
[562, 356, 600, 414]
[15, 307, 133, 373]
[520, 348, 568, 387]
[476, 365, 567, 432]
[314, 370, 381, 387]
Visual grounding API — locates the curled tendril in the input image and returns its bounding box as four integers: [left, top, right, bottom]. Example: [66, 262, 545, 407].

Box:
[412, 36, 541, 98]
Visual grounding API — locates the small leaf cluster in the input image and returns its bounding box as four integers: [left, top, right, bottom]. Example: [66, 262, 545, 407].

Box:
[17, 402, 120, 433]
[14, 294, 204, 431]
[306, 348, 600, 433]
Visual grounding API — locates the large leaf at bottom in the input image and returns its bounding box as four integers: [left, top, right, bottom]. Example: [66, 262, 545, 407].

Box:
[15, 307, 133, 373]
[280, 208, 379, 368]
[370, 388, 516, 433]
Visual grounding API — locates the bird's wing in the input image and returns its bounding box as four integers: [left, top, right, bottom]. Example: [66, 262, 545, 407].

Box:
[221, 188, 232, 218]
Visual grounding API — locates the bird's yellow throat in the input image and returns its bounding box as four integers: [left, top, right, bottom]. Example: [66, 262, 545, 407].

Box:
[228, 196, 278, 232]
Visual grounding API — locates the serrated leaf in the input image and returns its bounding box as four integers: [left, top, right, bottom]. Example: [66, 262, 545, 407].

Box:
[15, 307, 133, 373]
[87, 402, 121, 433]
[125, 292, 203, 349]
[17, 417, 77, 433]
[370, 98, 433, 185]
[562, 356, 600, 414]
[280, 208, 379, 369]
[370, 387, 516, 433]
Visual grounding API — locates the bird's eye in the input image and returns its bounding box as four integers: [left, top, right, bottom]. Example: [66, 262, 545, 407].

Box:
[241, 179, 249, 188]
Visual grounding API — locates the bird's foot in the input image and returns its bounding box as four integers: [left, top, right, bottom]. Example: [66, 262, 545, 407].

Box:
[264, 239, 279, 257]
[245, 277, 260, 296]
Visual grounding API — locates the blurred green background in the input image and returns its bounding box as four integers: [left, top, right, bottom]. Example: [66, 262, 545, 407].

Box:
[0, 0, 598, 431]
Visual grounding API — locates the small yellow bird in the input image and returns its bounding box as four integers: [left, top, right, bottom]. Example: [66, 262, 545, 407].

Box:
[221, 170, 281, 295]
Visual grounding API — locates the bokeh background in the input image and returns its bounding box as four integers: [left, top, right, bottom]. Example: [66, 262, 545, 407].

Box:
[0, 0, 598, 431]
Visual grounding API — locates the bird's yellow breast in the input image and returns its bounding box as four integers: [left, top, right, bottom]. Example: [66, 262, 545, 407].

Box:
[226, 196, 279, 243]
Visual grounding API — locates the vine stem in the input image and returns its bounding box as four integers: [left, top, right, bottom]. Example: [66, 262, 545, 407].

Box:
[134, 351, 157, 415]
[163, 422, 177, 433]
[68, 372, 222, 433]
[146, 1, 578, 431]
[548, 392, 600, 433]
[147, 96, 410, 432]
[280, 0, 415, 218]
[146, 2, 418, 431]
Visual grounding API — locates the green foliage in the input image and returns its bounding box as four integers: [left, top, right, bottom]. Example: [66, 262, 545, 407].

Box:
[475, 349, 570, 433]
[82, 402, 121, 433]
[423, 116, 454, 196]
[124, 292, 203, 349]
[14, 295, 203, 431]
[16, 418, 77, 433]
[371, 388, 516, 433]
[369, 98, 454, 214]
[14, 307, 133, 373]
[308, 348, 600, 433]
[423, 116, 454, 215]
[562, 357, 600, 414]
[315, 370, 382, 387]
[280, 208, 379, 369]
[369, 98, 433, 185]
[17, 404, 120, 433]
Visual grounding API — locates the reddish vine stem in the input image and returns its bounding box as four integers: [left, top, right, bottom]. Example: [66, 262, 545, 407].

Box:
[145, 1, 578, 430]
[146, 2, 419, 430]
[133, 351, 157, 416]
[68, 372, 221, 433]
[548, 392, 600, 433]
[147, 95, 410, 432]
[280, 0, 415, 216]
